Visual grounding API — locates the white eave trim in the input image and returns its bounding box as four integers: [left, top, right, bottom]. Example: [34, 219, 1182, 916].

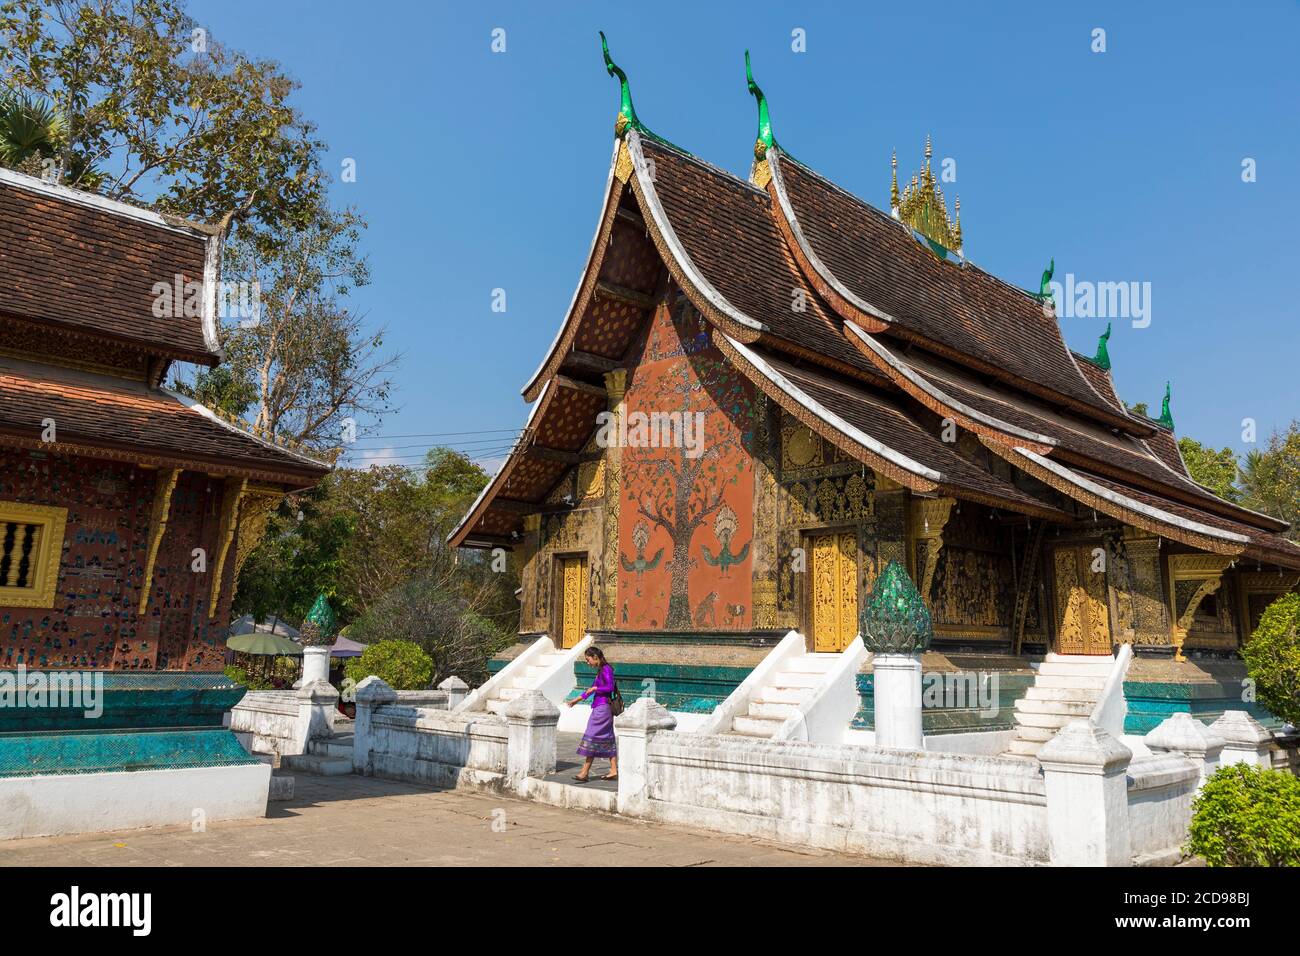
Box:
[1013, 447, 1249, 544]
[767, 149, 898, 327]
[845, 323, 1057, 448]
[626, 131, 765, 333]
[724, 333, 941, 482]
[0, 166, 210, 239]
[448, 380, 552, 544]
[200, 229, 226, 356]
[161, 386, 329, 469]
[522, 141, 622, 397]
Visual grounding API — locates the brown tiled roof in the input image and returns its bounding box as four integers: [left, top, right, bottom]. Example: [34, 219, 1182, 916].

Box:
[638, 140, 882, 381]
[770, 152, 1135, 425]
[0, 356, 328, 484]
[1142, 426, 1191, 479]
[0, 172, 219, 363]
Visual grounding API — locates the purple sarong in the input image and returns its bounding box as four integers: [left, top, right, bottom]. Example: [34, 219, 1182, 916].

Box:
[576, 663, 618, 758]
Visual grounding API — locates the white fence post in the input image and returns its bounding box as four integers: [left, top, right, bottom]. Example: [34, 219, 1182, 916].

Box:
[1209, 711, 1274, 768]
[293, 680, 338, 754]
[873, 653, 923, 750]
[1038, 719, 1133, 866]
[353, 676, 397, 775]
[439, 676, 469, 711]
[1145, 712, 1225, 787]
[505, 690, 559, 787]
[615, 698, 677, 816]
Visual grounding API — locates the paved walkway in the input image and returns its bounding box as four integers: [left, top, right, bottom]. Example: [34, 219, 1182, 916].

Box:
[543, 732, 619, 793]
[0, 773, 887, 867]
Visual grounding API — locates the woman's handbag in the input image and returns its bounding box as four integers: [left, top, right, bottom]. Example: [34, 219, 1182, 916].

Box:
[608, 679, 625, 717]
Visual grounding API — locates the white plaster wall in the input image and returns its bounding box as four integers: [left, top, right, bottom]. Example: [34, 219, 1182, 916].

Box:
[778, 639, 867, 744]
[361, 705, 509, 787]
[1126, 753, 1200, 863]
[636, 731, 1050, 865]
[228, 691, 302, 756]
[840, 728, 1015, 755]
[0, 763, 270, 840]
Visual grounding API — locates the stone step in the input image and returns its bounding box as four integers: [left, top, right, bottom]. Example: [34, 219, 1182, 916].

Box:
[281, 753, 353, 776]
[524, 664, 547, 678]
[747, 700, 799, 719]
[1011, 710, 1078, 730]
[1006, 737, 1044, 757]
[485, 698, 510, 716]
[497, 686, 527, 700]
[1034, 674, 1108, 690]
[732, 715, 785, 737]
[771, 670, 823, 689]
[1014, 698, 1094, 717]
[309, 737, 355, 759]
[269, 774, 295, 801]
[1036, 661, 1113, 678]
[1010, 724, 1058, 743]
[783, 654, 840, 674]
[753, 685, 814, 705]
[1024, 685, 1101, 703]
[1045, 653, 1114, 664]
[537, 653, 568, 667]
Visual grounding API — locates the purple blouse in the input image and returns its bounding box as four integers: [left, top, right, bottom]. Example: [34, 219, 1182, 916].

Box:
[578, 664, 615, 702]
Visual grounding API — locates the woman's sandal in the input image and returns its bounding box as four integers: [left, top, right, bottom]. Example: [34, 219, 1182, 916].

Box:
[601, 774, 618, 781]
[572, 775, 589, 783]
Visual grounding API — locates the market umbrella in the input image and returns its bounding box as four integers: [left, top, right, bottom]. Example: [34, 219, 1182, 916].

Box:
[228, 613, 300, 639]
[329, 634, 368, 658]
[226, 632, 304, 656]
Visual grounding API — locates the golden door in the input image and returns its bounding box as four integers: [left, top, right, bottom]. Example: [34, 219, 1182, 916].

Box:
[558, 555, 588, 649]
[809, 532, 858, 652]
[1052, 545, 1111, 655]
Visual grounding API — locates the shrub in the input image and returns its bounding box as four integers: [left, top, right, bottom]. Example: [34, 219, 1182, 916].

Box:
[1241, 592, 1300, 727]
[344, 639, 434, 691]
[1186, 763, 1300, 866]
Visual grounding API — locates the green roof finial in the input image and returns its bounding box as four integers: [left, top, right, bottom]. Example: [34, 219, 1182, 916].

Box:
[745, 50, 776, 160]
[859, 561, 933, 655]
[600, 32, 643, 139]
[1093, 321, 1112, 370]
[1157, 381, 1174, 430]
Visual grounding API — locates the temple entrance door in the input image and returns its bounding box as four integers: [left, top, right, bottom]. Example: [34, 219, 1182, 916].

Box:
[557, 555, 588, 649]
[808, 531, 858, 652]
[1051, 544, 1111, 655]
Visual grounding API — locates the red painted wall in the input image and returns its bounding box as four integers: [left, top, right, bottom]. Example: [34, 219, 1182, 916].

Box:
[616, 305, 757, 630]
[0, 447, 236, 670]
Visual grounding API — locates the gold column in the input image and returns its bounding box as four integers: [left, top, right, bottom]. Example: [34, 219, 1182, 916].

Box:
[910, 496, 955, 608]
[208, 477, 248, 618]
[138, 468, 180, 615]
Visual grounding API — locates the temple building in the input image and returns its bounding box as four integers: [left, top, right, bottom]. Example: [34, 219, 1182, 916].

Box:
[0, 166, 330, 836]
[451, 41, 1300, 742]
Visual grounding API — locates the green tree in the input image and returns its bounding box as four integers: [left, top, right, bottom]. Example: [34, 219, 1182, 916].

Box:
[1177, 437, 1242, 502]
[0, 0, 325, 235]
[1241, 591, 1300, 727]
[344, 639, 434, 691]
[1240, 423, 1300, 539]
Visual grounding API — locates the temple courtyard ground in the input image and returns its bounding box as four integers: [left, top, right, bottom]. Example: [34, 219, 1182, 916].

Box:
[0, 773, 888, 867]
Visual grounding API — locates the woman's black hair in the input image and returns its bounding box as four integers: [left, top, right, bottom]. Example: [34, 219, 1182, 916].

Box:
[585, 645, 609, 669]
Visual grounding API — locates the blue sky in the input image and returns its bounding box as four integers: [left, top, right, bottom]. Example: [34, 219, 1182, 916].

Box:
[189, 0, 1299, 468]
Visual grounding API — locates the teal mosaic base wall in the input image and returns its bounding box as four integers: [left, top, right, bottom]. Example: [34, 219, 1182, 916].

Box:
[1122, 680, 1282, 734]
[0, 727, 260, 778]
[0, 672, 247, 733]
[852, 673, 1036, 735]
[488, 659, 752, 714]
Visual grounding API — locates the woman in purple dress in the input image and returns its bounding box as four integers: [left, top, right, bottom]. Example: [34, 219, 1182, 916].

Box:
[566, 646, 618, 782]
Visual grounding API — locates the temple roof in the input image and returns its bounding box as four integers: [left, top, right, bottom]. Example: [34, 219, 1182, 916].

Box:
[0, 168, 221, 365]
[453, 57, 1296, 567]
[0, 355, 329, 486]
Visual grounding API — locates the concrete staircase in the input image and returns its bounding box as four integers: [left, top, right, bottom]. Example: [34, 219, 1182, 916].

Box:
[1007, 654, 1113, 757]
[727, 653, 841, 739]
[281, 732, 354, 776]
[482, 649, 577, 716]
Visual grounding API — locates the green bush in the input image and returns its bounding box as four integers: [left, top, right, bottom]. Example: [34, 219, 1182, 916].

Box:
[1241, 592, 1300, 727]
[1186, 763, 1300, 866]
[344, 639, 434, 691]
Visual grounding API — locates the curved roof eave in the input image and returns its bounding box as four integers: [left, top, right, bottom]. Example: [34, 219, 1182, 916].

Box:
[448, 380, 553, 548]
[624, 131, 765, 343]
[521, 141, 625, 402]
[717, 332, 942, 488]
[1000, 443, 1248, 554]
[842, 321, 1058, 452]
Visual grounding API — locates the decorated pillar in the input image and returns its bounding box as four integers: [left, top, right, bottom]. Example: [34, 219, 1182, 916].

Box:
[1166, 554, 1233, 661]
[601, 369, 626, 629]
[1110, 532, 1172, 655]
[861, 560, 932, 750]
[910, 496, 955, 608]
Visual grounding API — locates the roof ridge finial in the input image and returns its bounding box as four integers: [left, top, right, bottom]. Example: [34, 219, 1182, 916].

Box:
[600, 32, 642, 139]
[1093, 321, 1112, 370]
[744, 50, 776, 160]
[890, 150, 900, 214]
[896, 135, 962, 257]
[1158, 381, 1174, 430]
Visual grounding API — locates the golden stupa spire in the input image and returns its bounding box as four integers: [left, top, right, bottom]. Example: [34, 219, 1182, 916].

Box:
[896, 134, 962, 254]
[890, 150, 900, 211]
